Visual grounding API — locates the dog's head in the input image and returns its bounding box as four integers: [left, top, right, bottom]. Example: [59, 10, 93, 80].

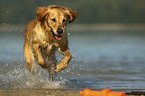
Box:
[36, 5, 77, 41]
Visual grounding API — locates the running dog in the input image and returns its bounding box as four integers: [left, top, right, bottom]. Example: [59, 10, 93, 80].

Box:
[23, 5, 77, 81]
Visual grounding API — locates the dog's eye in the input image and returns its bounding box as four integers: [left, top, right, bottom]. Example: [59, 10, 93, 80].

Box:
[63, 19, 66, 23]
[51, 19, 56, 22]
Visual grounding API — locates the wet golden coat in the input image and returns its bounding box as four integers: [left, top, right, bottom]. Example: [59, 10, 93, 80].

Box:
[23, 5, 77, 81]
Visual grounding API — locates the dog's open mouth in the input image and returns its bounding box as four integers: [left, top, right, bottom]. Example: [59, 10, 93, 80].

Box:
[49, 27, 62, 41]
[54, 34, 62, 40]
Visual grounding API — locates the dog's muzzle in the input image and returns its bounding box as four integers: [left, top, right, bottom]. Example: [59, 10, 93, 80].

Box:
[57, 28, 63, 34]
[48, 26, 63, 41]
[54, 34, 62, 41]
[53, 28, 63, 40]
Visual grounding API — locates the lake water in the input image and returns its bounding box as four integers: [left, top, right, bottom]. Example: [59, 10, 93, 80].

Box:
[0, 25, 145, 90]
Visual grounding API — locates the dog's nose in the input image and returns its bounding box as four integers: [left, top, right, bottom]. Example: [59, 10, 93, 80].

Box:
[57, 28, 63, 34]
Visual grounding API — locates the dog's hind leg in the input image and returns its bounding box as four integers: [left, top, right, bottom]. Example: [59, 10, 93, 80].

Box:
[48, 55, 57, 81]
[24, 41, 36, 74]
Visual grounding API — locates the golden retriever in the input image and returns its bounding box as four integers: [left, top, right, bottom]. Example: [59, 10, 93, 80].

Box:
[23, 5, 77, 81]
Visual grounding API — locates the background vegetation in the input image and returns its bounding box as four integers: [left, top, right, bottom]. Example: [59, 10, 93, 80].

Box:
[0, 0, 145, 24]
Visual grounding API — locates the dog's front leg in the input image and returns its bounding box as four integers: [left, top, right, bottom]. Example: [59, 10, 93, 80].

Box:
[33, 44, 49, 68]
[55, 48, 71, 72]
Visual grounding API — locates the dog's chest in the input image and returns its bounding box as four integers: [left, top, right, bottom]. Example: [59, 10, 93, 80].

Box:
[46, 43, 53, 52]
[42, 43, 59, 55]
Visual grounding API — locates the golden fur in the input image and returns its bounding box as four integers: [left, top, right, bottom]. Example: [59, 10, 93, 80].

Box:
[23, 5, 77, 81]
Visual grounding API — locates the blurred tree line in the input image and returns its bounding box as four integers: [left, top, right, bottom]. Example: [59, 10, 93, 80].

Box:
[0, 0, 145, 24]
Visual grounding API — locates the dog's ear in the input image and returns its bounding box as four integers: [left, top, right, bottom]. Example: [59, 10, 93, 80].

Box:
[36, 7, 48, 21]
[68, 9, 77, 23]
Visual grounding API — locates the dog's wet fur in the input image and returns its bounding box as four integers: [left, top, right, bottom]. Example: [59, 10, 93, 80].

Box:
[23, 5, 77, 81]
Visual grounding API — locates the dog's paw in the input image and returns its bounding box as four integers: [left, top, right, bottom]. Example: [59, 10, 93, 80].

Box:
[55, 63, 67, 72]
[38, 59, 45, 66]
[40, 64, 49, 69]
[38, 59, 49, 69]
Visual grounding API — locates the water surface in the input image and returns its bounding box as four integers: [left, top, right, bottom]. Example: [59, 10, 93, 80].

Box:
[0, 26, 145, 90]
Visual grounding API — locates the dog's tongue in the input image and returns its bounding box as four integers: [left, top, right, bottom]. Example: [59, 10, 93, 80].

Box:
[55, 35, 62, 40]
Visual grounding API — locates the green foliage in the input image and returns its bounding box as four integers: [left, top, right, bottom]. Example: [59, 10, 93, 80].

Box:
[0, 0, 145, 24]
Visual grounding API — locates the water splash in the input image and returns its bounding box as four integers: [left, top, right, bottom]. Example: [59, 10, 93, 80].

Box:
[0, 60, 65, 90]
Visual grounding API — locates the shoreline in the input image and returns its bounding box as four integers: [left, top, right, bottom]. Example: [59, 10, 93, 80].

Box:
[0, 23, 145, 32]
[0, 89, 145, 96]
[0, 89, 80, 96]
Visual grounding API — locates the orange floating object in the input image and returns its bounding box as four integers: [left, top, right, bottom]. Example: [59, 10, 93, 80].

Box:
[80, 89, 127, 96]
